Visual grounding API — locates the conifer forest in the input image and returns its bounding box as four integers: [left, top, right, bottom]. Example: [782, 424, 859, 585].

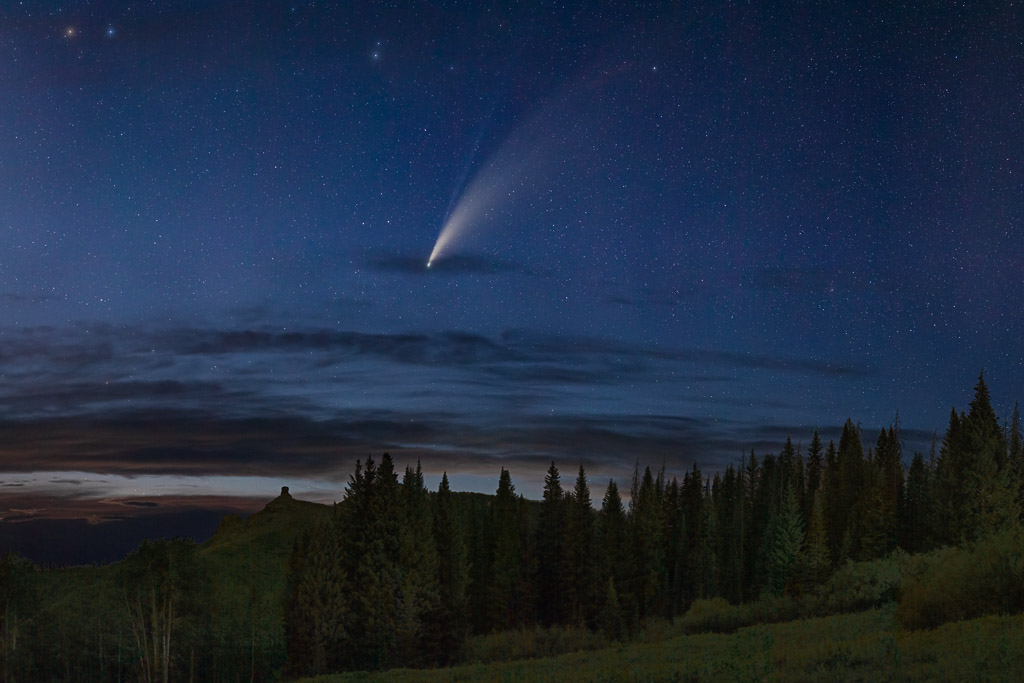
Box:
[2, 374, 1024, 680]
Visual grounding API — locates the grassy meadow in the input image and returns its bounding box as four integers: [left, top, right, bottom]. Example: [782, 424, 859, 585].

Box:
[302, 608, 1024, 682]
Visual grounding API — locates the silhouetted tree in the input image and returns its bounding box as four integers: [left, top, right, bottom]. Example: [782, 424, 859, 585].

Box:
[285, 521, 345, 677]
[535, 462, 570, 626]
[395, 462, 439, 666]
[566, 465, 596, 627]
[426, 473, 468, 665]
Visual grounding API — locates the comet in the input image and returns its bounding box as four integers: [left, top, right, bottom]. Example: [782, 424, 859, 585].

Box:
[427, 64, 629, 267]
[427, 122, 547, 267]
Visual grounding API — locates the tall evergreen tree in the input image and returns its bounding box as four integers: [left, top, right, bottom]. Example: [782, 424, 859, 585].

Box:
[534, 462, 570, 626]
[741, 452, 761, 601]
[712, 465, 745, 604]
[962, 373, 1018, 539]
[596, 480, 631, 634]
[901, 452, 932, 553]
[488, 469, 527, 631]
[286, 520, 346, 677]
[935, 407, 967, 545]
[630, 464, 665, 622]
[828, 421, 865, 564]
[566, 465, 596, 627]
[805, 430, 824, 521]
[395, 463, 439, 667]
[861, 424, 902, 559]
[339, 455, 402, 671]
[427, 473, 468, 665]
[767, 484, 804, 596]
[795, 489, 830, 592]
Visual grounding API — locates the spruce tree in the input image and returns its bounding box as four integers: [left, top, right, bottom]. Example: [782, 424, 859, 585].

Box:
[428, 473, 468, 665]
[861, 425, 901, 559]
[712, 465, 744, 603]
[935, 407, 967, 544]
[599, 577, 625, 642]
[395, 463, 439, 667]
[535, 461, 569, 626]
[285, 520, 346, 677]
[597, 480, 631, 635]
[631, 465, 665, 622]
[767, 484, 804, 596]
[339, 455, 401, 670]
[805, 430, 824, 520]
[962, 373, 1017, 539]
[902, 452, 932, 553]
[488, 468, 525, 631]
[566, 465, 596, 627]
[830, 421, 864, 564]
[795, 489, 830, 592]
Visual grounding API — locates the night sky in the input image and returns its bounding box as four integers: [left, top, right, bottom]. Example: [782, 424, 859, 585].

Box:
[2, 2, 1022, 564]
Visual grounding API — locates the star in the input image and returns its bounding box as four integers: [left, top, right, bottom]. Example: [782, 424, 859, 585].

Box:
[64, 26, 77, 38]
[106, 26, 116, 38]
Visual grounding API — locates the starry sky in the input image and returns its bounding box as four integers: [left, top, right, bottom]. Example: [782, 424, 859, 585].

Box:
[2, 1, 1023, 564]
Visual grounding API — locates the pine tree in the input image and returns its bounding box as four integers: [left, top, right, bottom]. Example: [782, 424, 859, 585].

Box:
[631, 464, 665, 621]
[741, 451, 761, 601]
[861, 425, 902, 559]
[599, 577, 625, 642]
[962, 373, 1017, 539]
[712, 465, 744, 604]
[934, 407, 967, 545]
[535, 462, 569, 626]
[488, 469, 526, 631]
[395, 463, 439, 667]
[902, 452, 932, 553]
[805, 430, 824, 521]
[339, 455, 401, 670]
[597, 480, 631, 635]
[285, 520, 346, 677]
[767, 484, 804, 596]
[829, 421, 864, 564]
[795, 489, 830, 592]
[566, 465, 596, 627]
[693, 483, 718, 601]
[663, 477, 685, 617]
[427, 473, 468, 665]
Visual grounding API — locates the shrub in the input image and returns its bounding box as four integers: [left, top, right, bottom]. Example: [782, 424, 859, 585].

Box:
[897, 525, 1024, 630]
[461, 624, 609, 664]
[813, 552, 903, 615]
[679, 594, 797, 635]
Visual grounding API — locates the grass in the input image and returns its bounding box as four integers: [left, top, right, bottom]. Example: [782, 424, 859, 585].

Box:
[299, 608, 1024, 682]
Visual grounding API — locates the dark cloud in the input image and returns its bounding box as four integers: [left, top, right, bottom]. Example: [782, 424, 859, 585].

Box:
[0, 409, 899, 486]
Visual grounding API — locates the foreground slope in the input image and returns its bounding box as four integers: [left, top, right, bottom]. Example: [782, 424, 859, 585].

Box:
[302, 609, 1024, 682]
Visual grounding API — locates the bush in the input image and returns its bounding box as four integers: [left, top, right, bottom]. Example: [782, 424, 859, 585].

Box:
[813, 552, 903, 615]
[461, 624, 609, 664]
[679, 594, 798, 635]
[897, 525, 1024, 630]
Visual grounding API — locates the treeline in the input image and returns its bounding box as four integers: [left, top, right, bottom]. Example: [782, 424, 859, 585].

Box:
[286, 373, 1024, 676]
[0, 374, 1020, 680]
